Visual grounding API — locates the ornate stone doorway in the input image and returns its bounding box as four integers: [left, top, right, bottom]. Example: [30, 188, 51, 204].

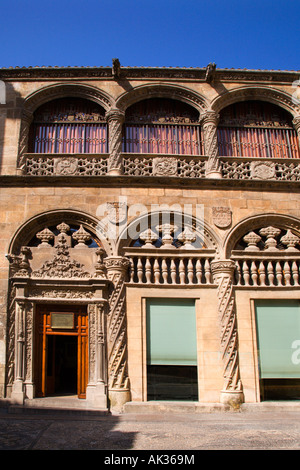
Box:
[35, 304, 88, 399]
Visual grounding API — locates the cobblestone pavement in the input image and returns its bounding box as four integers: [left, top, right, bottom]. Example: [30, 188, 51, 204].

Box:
[1, 408, 300, 451]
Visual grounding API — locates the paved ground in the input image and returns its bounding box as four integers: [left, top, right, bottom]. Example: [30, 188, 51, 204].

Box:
[1, 406, 300, 452]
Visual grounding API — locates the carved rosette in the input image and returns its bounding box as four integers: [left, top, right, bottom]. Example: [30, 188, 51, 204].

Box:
[106, 109, 125, 174]
[104, 256, 131, 404]
[211, 260, 243, 406]
[201, 111, 222, 177]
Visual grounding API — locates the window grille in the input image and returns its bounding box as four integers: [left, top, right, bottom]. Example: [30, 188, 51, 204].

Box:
[217, 101, 299, 159]
[123, 98, 203, 155]
[29, 98, 108, 154]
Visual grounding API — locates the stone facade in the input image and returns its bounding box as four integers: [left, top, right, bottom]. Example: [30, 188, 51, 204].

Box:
[0, 63, 300, 410]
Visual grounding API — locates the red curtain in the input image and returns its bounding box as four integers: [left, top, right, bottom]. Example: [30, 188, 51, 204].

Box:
[123, 98, 202, 155]
[30, 98, 108, 154]
[217, 101, 300, 159]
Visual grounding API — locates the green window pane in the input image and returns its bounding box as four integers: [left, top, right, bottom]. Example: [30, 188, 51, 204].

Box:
[255, 300, 300, 378]
[146, 298, 197, 365]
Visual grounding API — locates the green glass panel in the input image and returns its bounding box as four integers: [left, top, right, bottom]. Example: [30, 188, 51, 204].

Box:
[146, 298, 197, 365]
[255, 300, 300, 378]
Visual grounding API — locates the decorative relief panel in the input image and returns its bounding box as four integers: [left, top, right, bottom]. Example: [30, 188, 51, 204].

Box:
[212, 207, 232, 229]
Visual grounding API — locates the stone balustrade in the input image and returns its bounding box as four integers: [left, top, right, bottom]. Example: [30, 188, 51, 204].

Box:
[124, 248, 215, 286]
[23, 152, 300, 182]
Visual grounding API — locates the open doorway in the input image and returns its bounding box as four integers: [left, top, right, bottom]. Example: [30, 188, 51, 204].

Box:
[46, 335, 77, 395]
[35, 304, 88, 399]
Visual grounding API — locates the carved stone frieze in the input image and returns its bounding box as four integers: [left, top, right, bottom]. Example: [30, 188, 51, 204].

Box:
[29, 289, 95, 299]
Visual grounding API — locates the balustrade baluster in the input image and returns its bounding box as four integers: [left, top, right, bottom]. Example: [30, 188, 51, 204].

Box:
[137, 257, 143, 283]
[154, 258, 160, 284]
[251, 261, 258, 286]
[275, 261, 283, 286]
[162, 258, 168, 284]
[196, 259, 202, 284]
[284, 261, 291, 286]
[234, 261, 241, 286]
[187, 258, 194, 284]
[292, 261, 299, 285]
[145, 257, 152, 284]
[179, 259, 185, 284]
[129, 258, 135, 283]
[204, 259, 211, 284]
[243, 261, 250, 286]
[259, 261, 266, 286]
[170, 258, 177, 284]
[267, 261, 274, 286]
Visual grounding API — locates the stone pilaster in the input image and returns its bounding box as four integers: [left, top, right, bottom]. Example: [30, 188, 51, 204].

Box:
[106, 109, 125, 175]
[211, 260, 244, 407]
[201, 111, 222, 179]
[86, 302, 108, 408]
[104, 256, 131, 410]
[11, 300, 26, 403]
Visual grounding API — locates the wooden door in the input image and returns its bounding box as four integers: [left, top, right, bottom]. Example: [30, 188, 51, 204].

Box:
[35, 304, 88, 399]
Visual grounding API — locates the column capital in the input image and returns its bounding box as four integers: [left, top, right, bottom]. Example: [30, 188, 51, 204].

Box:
[105, 108, 125, 123]
[104, 256, 130, 275]
[200, 110, 220, 126]
[292, 115, 300, 132]
[211, 259, 236, 278]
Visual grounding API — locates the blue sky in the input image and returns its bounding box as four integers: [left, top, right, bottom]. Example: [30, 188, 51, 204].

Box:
[1, 0, 299, 70]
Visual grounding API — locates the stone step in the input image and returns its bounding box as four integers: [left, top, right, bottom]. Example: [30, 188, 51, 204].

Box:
[123, 401, 231, 414]
[1, 396, 109, 417]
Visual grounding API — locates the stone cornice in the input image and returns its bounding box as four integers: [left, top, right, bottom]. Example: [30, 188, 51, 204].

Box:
[1, 174, 300, 192]
[0, 65, 299, 84]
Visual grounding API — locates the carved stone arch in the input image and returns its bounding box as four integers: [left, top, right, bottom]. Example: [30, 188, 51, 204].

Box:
[8, 208, 114, 257]
[224, 212, 300, 258]
[23, 82, 114, 114]
[211, 85, 300, 118]
[116, 208, 221, 255]
[17, 83, 115, 169]
[6, 207, 113, 408]
[115, 82, 208, 115]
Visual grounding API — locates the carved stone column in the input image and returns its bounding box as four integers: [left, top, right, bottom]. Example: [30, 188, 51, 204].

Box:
[293, 116, 300, 144]
[210, 260, 244, 407]
[86, 302, 108, 408]
[11, 300, 27, 403]
[17, 109, 33, 174]
[201, 111, 222, 179]
[106, 109, 125, 175]
[104, 256, 131, 410]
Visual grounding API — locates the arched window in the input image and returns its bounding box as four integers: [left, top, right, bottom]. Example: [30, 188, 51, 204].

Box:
[123, 98, 202, 155]
[217, 101, 300, 159]
[29, 98, 108, 154]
